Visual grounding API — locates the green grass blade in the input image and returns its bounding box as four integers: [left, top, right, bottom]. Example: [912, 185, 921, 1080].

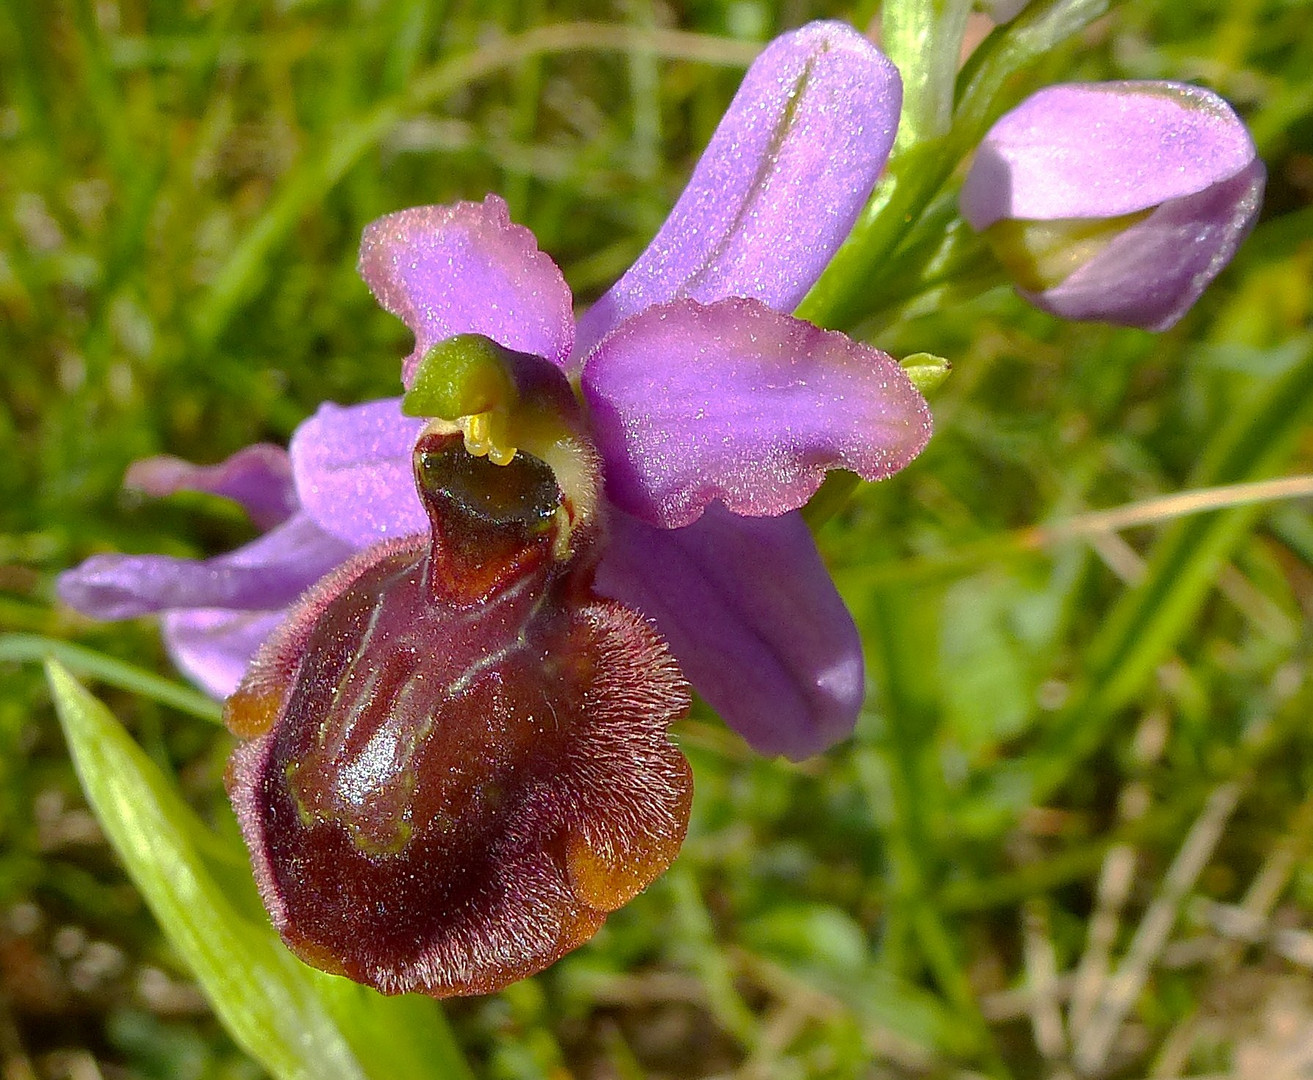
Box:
[1, 633, 222, 722]
[193, 22, 757, 349]
[975, 339, 1313, 826]
[46, 660, 471, 1080]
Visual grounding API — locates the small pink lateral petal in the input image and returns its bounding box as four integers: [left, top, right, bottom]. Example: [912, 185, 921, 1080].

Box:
[125, 444, 297, 530]
[359, 195, 575, 384]
[55, 514, 356, 620]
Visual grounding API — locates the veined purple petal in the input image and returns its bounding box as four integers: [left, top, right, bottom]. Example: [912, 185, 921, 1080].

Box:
[359, 195, 576, 384]
[288, 399, 427, 547]
[960, 81, 1259, 227]
[1026, 159, 1265, 330]
[125, 444, 297, 531]
[582, 298, 932, 529]
[57, 514, 355, 620]
[163, 608, 287, 698]
[594, 505, 863, 760]
[574, 21, 901, 357]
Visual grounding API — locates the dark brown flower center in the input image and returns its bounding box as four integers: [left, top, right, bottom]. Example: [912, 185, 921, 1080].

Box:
[224, 381, 691, 998]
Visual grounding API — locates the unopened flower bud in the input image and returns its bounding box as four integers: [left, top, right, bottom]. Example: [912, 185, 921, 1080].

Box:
[961, 81, 1264, 331]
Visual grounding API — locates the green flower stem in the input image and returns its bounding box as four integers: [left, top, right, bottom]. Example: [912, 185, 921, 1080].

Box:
[802, 471, 862, 530]
[857, 204, 1007, 329]
[882, 0, 975, 149]
[798, 136, 957, 331]
[799, 0, 1118, 334]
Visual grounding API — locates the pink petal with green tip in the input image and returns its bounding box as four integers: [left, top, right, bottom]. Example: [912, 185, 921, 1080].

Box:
[359, 195, 576, 384]
[1026, 159, 1264, 330]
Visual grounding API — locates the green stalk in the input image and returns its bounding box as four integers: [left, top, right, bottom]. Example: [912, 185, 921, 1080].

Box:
[799, 0, 1117, 333]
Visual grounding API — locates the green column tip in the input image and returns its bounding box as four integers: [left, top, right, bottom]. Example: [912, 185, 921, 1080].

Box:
[402, 334, 518, 420]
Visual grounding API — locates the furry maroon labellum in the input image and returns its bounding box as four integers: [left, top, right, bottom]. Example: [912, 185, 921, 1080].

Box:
[222, 357, 692, 998]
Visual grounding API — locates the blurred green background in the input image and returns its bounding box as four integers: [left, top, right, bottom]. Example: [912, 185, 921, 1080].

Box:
[2, 0, 1312, 1077]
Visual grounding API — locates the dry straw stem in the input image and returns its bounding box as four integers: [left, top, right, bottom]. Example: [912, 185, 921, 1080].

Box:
[1151, 792, 1313, 1078]
[1020, 475, 1313, 548]
[1068, 710, 1169, 1039]
[836, 474, 1313, 590]
[1073, 777, 1248, 1073]
[1072, 662, 1303, 1076]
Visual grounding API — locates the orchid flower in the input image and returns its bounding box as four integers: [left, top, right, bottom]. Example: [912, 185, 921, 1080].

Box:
[960, 81, 1264, 331]
[59, 20, 932, 763]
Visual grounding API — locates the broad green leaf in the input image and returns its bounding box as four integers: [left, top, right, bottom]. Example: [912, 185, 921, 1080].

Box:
[742, 903, 867, 977]
[939, 575, 1033, 756]
[46, 660, 471, 1080]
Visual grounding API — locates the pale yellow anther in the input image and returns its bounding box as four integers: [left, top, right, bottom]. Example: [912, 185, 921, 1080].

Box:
[461, 413, 492, 457]
[487, 444, 517, 467]
[459, 411, 518, 465]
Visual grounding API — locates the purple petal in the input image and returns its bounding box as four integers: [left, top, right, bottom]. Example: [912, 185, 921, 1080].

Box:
[574, 21, 902, 357]
[582, 298, 932, 529]
[960, 81, 1259, 227]
[359, 195, 575, 384]
[57, 514, 355, 620]
[125, 444, 298, 530]
[1027, 159, 1265, 330]
[594, 505, 863, 760]
[288, 399, 427, 547]
[162, 608, 287, 698]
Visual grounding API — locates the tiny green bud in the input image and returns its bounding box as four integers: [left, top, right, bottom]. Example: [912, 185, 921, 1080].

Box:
[900, 353, 952, 396]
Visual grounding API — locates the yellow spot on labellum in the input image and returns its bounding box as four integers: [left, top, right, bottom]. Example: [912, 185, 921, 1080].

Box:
[565, 789, 692, 913]
[223, 683, 284, 739]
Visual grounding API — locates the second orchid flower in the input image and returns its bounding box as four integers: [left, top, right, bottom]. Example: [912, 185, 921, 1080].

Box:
[961, 80, 1264, 330]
